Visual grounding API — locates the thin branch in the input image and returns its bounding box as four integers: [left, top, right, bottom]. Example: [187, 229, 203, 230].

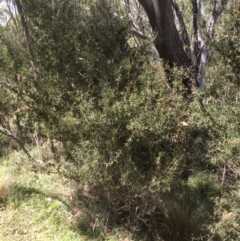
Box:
[120, 0, 159, 58]
[13, 0, 37, 77]
[14, 0, 31, 52]
[207, 0, 229, 38]
[221, 162, 226, 188]
[219, 161, 226, 210]
[172, 0, 191, 58]
[197, 36, 208, 90]
[0, 127, 33, 160]
[121, 0, 151, 38]
[6, 0, 17, 26]
[131, 25, 148, 39]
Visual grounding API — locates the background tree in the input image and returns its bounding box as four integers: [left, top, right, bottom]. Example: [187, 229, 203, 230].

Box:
[123, 0, 230, 90]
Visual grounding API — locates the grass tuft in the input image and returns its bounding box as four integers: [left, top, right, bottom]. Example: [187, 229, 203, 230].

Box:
[0, 175, 13, 206]
[162, 194, 210, 241]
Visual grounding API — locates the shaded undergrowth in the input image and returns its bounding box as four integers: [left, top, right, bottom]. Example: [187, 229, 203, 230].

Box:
[1, 142, 240, 241]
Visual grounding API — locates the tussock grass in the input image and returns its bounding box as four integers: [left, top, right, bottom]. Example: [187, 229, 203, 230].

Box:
[0, 172, 12, 205]
[162, 195, 209, 241]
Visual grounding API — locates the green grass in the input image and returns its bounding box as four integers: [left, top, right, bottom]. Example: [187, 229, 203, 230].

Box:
[0, 152, 82, 241]
[2, 147, 240, 241]
[0, 148, 129, 241]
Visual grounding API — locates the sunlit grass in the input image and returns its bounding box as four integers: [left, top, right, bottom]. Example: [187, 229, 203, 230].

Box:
[0, 148, 123, 241]
[0, 151, 85, 241]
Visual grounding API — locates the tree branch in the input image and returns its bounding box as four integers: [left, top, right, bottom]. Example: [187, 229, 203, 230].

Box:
[0, 127, 33, 160]
[191, 0, 206, 89]
[207, 0, 229, 38]
[14, 0, 37, 77]
[14, 0, 31, 52]
[196, 36, 208, 90]
[6, 0, 18, 27]
[131, 25, 148, 39]
[121, 0, 160, 58]
[172, 0, 191, 58]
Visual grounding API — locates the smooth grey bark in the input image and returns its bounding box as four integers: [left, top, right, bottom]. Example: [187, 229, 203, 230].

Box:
[207, 0, 229, 38]
[191, 0, 206, 89]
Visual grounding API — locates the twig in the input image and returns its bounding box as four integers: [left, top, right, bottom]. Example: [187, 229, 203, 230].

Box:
[220, 161, 227, 210]
[221, 162, 226, 187]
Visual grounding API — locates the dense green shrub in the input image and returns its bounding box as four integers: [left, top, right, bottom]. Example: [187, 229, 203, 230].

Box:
[0, 0, 240, 240]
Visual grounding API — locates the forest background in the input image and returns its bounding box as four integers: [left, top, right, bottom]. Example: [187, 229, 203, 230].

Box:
[0, 0, 240, 240]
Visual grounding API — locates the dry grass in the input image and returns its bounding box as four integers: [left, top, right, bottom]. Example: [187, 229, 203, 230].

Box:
[0, 174, 13, 206]
[162, 196, 208, 241]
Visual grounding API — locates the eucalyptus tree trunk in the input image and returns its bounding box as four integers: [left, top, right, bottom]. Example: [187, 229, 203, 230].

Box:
[138, 0, 190, 68]
[134, 0, 230, 91]
[14, 0, 37, 77]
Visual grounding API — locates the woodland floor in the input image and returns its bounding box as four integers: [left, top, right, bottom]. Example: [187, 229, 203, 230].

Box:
[0, 145, 131, 241]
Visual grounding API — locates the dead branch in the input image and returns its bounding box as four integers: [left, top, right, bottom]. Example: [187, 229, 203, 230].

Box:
[0, 127, 33, 160]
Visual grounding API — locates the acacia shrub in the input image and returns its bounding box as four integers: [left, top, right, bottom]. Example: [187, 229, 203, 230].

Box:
[1, 0, 240, 239]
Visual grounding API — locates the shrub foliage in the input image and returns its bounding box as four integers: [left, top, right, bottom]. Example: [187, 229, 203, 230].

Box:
[0, 0, 240, 240]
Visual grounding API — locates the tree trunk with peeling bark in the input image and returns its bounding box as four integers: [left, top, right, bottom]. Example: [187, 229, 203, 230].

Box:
[134, 0, 230, 92]
[139, 0, 190, 68]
